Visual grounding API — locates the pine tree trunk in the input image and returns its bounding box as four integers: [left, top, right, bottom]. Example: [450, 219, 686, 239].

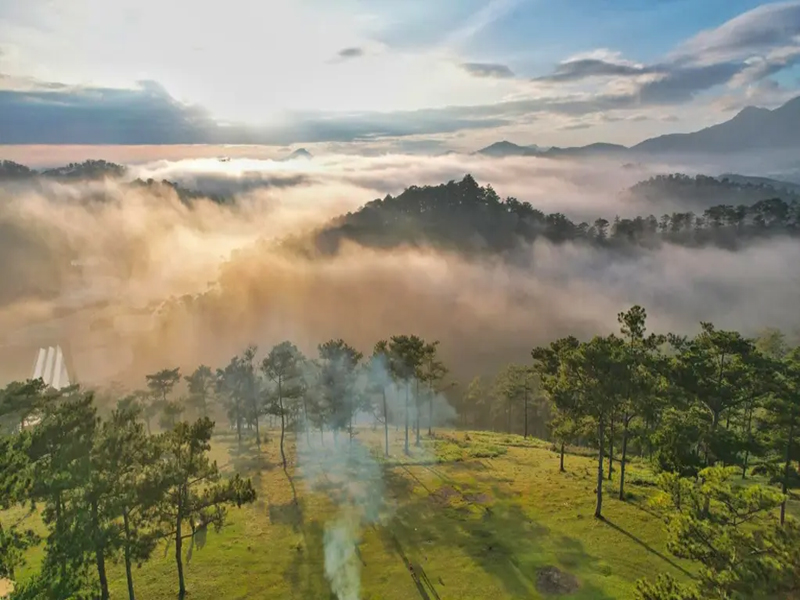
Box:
[428, 392, 433, 437]
[92, 500, 110, 600]
[404, 382, 410, 455]
[303, 397, 310, 446]
[123, 507, 136, 600]
[524, 390, 528, 439]
[383, 389, 389, 457]
[175, 505, 186, 598]
[559, 441, 565, 472]
[415, 381, 421, 447]
[595, 418, 605, 519]
[619, 417, 629, 501]
[279, 378, 286, 470]
[781, 419, 795, 526]
[742, 402, 753, 479]
[607, 418, 614, 481]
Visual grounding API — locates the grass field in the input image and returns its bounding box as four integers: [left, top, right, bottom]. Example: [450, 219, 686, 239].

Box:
[6, 426, 796, 600]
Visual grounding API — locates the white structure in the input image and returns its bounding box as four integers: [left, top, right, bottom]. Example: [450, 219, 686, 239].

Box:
[31, 345, 71, 390]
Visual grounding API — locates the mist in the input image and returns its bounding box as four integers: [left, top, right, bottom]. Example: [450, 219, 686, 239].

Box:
[1, 152, 798, 386]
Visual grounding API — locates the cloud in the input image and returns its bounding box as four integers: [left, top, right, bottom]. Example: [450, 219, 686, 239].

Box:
[673, 0, 800, 65]
[0, 80, 215, 144]
[535, 51, 652, 83]
[1, 4, 799, 146]
[337, 47, 365, 60]
[460, 62, 515, 78]
[1, 153, 798, 389]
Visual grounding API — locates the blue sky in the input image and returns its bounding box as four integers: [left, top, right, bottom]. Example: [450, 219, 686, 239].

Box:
[0, 0, 798, 150]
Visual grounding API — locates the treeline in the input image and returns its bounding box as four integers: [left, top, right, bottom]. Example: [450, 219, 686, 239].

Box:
[629, 173, 800, 206]
[0, 334, 455, 598]
[0, 384, 256, 600]
[0, 159, 228, 206]
[308, 174, 800, 256]
[0, 160, 126, 181]
[531, 306, 800, 599]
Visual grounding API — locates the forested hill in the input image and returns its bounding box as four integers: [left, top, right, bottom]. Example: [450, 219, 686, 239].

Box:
[626, 173, 800, 210]
[0, 159, 126, 180]
[0, 159, 229, 205]
[309, 174, 800, 256]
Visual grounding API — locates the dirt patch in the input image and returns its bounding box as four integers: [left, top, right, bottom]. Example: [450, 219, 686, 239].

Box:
[535, 566, 579, 596]
[429, 486, 459, 505]
[464, 492, 491, 505]
[0, 578, 14, 599]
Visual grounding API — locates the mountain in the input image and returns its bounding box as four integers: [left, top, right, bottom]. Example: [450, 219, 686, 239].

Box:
[476, 141, 542, 157]
[633, 96, 800, 154]
[287, 148, 312, 160]
[540, 143, 628, 158]
[476, 140, 623, 159]
[475, 95, 800, 158]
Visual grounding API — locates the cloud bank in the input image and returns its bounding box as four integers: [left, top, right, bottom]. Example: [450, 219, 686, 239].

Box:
[0, 154, 798, 389]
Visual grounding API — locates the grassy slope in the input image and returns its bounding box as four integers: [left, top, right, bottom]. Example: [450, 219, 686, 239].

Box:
[11, 426, 793, 599]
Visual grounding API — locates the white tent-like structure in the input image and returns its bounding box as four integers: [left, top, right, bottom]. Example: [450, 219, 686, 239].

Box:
[31, 345, 71, 390]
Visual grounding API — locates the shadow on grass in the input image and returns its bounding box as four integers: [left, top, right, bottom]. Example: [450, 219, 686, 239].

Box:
[599, 518, 692, 578]
[380, 468, 615, 600]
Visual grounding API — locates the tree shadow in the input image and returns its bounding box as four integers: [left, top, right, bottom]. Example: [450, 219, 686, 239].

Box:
[380, 465, 615, 600]
[599, 518, 693, 578]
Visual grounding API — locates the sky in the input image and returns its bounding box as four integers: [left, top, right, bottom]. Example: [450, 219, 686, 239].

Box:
[0, 0, 799, 151]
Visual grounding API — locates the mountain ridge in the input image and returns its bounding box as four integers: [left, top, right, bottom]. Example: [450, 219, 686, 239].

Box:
[476, 94, 800, 158]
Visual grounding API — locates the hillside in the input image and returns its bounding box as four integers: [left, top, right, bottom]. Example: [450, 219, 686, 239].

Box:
[306, 174, 800, 257]
[634, 96, 800, 155]
[626, 173, 800, 211]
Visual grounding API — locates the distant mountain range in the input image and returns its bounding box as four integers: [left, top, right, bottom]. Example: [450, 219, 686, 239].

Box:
[477, 95, 800, 158]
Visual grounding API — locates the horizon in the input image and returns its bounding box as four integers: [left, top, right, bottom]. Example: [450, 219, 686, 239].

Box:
[1, 1, 800, 153]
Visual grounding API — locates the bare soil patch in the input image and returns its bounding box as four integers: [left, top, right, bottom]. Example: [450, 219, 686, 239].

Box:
[535, 566, 579, 596]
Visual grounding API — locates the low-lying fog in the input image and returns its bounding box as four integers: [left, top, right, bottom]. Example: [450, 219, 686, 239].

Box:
[1, 152, 798, 385]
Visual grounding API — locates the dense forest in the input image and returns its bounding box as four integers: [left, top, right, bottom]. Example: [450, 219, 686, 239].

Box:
[627, 173, 800, 208]
[308, 174, 800, 256]
[3, 159, 799, 256]
[2, 308, 800, 599]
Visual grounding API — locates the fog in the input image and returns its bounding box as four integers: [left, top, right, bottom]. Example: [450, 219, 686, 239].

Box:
[1, 153, 798, 386]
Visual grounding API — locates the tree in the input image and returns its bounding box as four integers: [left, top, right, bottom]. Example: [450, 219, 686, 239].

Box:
[617, 305, 666, 500]
[370, 340, 393, 457]
[636, 466, 800, 599]
[669, 323, 755, 468]
[262, 341, 305, 469]
[0, 379, 49, 434]
[418, 340, 447, 438]
[387, 335, 426, 455]
[90, 405, 168, 600]
[158, 418, 256, 598]
[145, 368, 181, 407]
[493, 364, 539, 438]
[559, 335, 626, 518]
[533, 336, 582, 473]
[0, 424, 38, 582]
[24, 390, 99, 598]
[317, 339, 363, 444]
[759, 346, 800, 525]
[215, 357, 249, 448]
[184, 365, 215, 419]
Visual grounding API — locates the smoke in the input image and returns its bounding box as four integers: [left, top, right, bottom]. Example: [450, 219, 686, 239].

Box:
[294, 355, 451, 600]
[0, 153, 798, 387]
